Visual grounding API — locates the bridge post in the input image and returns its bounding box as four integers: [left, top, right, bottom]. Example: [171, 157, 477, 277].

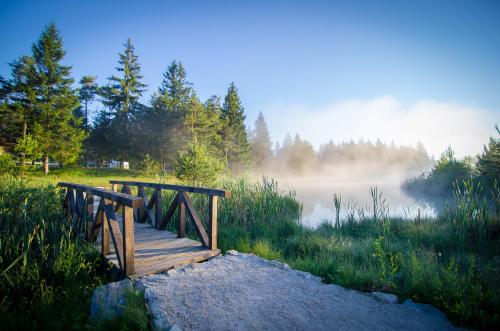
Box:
[209, 195, 218, 250]
[123, 206, 135, 276]
[178, 199, 186, 238]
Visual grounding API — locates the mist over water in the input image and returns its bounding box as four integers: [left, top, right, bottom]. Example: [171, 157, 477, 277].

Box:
[256, 164, 436, 228]
[280, 177, 435, 227]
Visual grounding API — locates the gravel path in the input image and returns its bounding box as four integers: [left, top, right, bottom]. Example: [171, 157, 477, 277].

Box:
[137, 251, 459, 331]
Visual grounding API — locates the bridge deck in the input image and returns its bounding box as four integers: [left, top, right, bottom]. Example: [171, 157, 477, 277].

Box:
[97, 222, 221, 277]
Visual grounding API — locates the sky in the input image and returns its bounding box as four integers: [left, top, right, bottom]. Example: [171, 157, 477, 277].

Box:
[0, 0, 499, 157]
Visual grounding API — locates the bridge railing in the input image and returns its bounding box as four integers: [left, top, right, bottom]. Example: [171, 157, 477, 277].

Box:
[58, 182, 144, 277]
[109, 180, 230, 251]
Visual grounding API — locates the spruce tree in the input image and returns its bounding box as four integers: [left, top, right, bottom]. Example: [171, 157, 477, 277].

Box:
[30, 23, 85, 173]
[76, 75, 98, 129]
[250, 111, 273, 168]
[142, 61, 192, 170]
[103, 38, 147, 163]
[221, 82, 250, 171]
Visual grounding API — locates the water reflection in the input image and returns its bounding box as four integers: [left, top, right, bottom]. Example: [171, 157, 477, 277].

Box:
[277, 177, 436, 227]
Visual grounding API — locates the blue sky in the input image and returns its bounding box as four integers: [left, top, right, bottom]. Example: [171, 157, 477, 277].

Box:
[1, 0, 499, 156]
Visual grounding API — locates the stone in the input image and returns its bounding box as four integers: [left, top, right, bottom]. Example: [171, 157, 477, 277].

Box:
[90, 278, 134, 321]
[226, 250, 239, 256]
[403, 299, 449, 322]
[371, 292, 399, 304]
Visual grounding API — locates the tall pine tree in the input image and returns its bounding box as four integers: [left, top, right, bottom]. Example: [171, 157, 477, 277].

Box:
[102, 38, 146, 163]
[221, 82, 250, 171]
[30, 23, 85, 173]
[75, 75, 98, 129]
[249, 111, 273, 168]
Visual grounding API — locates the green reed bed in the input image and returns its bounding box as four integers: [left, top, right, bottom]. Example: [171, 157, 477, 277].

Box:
[171, 177, 499, 330]
[0, 176, 147, 331]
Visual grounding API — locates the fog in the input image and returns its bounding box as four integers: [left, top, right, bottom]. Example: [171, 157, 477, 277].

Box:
[250, 139, 438, 227]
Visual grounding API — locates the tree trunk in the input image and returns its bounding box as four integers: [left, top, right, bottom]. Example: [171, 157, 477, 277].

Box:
[43, 155, 49, 175]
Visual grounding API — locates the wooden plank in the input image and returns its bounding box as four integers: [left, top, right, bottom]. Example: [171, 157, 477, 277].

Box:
[58, 182, 143, 208]
[136, 186, 145, 223]
[155, 189, 162, 228]
[177, 199, 186, 238]
[123, 206, 134, 277]
[109, 180, 230, 198]
[101, 201, 110, 256]
[86, 195, 94, 239]
[181, 192, 209, 247]
[159, 193, 179, 230]
[209, 195, 218, 250]
[103, 199, 124, 271]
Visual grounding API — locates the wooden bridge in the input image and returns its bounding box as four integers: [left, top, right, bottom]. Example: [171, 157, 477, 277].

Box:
[58, 181, 229, 277]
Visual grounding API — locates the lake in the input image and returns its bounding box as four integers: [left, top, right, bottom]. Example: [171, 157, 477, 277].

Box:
[276, 176, 436, 227]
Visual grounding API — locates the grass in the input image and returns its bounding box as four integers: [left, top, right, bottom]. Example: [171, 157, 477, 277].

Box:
[169, 176, 500, 330]
[0, 175, 148, 331]
[1, 168, 499, 330]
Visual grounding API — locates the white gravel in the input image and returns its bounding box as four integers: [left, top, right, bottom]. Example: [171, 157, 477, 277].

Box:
[137, 251, 460, 331]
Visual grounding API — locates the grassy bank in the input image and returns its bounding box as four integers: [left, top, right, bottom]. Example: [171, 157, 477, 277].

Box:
[0, 176, 148, 331]
[2, 169, 499, 330]
[175, 177, 499, 330]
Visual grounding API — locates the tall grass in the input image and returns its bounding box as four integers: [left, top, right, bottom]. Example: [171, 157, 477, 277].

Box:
[0, 176, 141, 331]
[166, 176, 500, 330]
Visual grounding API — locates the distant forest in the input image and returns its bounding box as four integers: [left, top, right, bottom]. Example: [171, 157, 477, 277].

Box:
[0, 23, 434, 180]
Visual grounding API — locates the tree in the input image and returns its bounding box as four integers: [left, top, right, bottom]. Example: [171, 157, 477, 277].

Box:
[476, 125, 500, 183]
[30, 23, 85, 173]
[220, 82, 250, 172]
[0, 56, 38, 153]
[76, 75, 98, 129]
[139, 61, 193, 171]
[14, 134, 41, 173]
[175, 143, 223, 186]
[102, 38, 147, 163]
[249, 111, 273, 169]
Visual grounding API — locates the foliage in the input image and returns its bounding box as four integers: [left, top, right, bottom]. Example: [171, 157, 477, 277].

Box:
[476, 125, 500, 183]
[249, 111, 273, 169]
[14, 134, 42, 162]
[29, 23, 86, 172]
[0, 177, 120, 330]
[221, 82, 251, 171]
[172, 176, 499, 330]
[403, 147, 473, 200]
[175, 144, 223, 186]
[0, 147, 16, 174]
[75, 76, 99, 130]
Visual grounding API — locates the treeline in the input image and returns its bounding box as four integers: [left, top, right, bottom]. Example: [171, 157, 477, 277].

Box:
[249, 110, 434, 178]
[0, 23, 251, 181]
[403, 128, 499, 205]
[0, 23, 439, 183]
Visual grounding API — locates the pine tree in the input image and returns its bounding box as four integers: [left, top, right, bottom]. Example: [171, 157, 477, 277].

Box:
[141, 61, 192, 170]
[30, 23, 85, 173]
[220, 82, 250, 171]
[76, 75, 98, 129]
[0, 56, 38, 152]
[249, 111, 273, 168]
[102, 38, 147, 163]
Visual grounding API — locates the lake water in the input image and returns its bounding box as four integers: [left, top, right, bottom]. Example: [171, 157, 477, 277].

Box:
[276, 176, 435, 227]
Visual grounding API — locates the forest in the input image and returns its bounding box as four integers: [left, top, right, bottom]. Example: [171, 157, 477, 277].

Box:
[0, 23, 435, 184]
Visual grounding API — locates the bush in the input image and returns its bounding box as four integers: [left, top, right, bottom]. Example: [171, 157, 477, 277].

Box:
[175, 143, 223, 186]
[0, 146, 16, 174]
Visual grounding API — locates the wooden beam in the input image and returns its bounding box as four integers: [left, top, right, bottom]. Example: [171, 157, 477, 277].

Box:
[181, 192, 209, 247]
[177, 199, 185, 238]
[209, 195, 218, 250]
[109, 180, 230, 198]
[155, 189, 162, 228]
[103, 199, 124, 271]
[159, 193, 180, 230]
[101, 201, 110, 256]
[86, 195, 94, 239]
[58, 182, 143, 208]
[123, 206, 135, 277]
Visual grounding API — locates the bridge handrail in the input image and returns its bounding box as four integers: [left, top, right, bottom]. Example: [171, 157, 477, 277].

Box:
[59, 182, 144, 208]
[109, 180, 230, 198]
